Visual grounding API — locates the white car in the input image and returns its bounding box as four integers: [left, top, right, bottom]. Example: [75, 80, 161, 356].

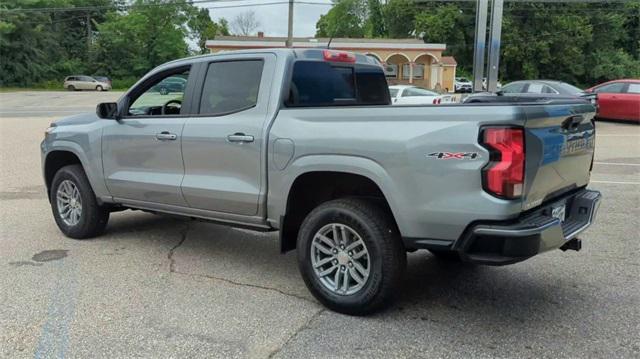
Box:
[482, 77, 502, 91]
[454, 77, 473, 93]
[389, 85, 454, 105]
[63, 75, 112, 91]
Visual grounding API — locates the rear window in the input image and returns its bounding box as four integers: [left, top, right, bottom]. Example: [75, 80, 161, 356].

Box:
[286, 61, 390, 107]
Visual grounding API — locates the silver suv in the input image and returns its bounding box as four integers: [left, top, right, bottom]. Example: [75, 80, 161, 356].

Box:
[63, 75, 111, 91]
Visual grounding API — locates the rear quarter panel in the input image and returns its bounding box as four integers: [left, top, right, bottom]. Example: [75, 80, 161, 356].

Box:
[268, 104, 527, 241]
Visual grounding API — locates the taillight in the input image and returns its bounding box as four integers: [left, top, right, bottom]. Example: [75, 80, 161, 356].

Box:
[322, 50, 356, 63]
[432, 98, 441, 105]
[480, 127, 525, 199]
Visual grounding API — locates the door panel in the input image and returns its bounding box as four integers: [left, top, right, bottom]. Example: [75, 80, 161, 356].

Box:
[597, 93, 616, 119]
[181, 55, 275, 216]
[102, 118, 188, 206]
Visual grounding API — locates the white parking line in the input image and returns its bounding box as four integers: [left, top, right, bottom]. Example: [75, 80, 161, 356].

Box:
[591, 180, 640, 185]
[594, 162, 640, 167]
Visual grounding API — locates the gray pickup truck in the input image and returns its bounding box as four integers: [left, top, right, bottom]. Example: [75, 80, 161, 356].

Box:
[42, 48, 601, 315]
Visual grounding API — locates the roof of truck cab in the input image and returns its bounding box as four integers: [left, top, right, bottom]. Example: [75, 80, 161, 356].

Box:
[158, 48, 379, 70]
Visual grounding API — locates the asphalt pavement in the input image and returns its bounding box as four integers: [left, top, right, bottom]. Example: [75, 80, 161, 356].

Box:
[0, 91, 638, 358]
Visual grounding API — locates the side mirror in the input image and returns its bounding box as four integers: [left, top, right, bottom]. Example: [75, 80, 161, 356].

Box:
[96, 102, 120, 120]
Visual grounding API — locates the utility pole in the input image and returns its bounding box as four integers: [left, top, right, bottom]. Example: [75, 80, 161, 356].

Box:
[286, 0, 294, 47]
[472, 0, 488, 92]
[485, 0, 504, 93]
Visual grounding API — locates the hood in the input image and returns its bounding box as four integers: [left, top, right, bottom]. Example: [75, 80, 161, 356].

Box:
[54, 112, 101, 126]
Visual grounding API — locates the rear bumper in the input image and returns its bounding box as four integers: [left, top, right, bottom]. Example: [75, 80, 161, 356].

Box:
[403, 188, 601, 265]
[456, 189, 601, 265]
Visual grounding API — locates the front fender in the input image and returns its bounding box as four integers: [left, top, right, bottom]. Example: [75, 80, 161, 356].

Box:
[42, 139, 110, 201]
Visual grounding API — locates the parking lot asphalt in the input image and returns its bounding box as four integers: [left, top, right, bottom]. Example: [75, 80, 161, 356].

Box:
[0, 91, 638, 358]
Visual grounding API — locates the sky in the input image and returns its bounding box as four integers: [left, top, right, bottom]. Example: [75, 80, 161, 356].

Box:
[198, 0, 334, 37]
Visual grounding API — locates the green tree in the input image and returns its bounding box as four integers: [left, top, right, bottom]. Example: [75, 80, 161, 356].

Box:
[315, 0, 367, 38]
[93, 0, 193, 78]
[383, 0, 416, 38]
[366, 0, 385, 38]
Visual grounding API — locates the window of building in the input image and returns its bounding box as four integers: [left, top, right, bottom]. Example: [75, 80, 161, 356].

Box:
[413, 64, 425, 79]
[199, 60, 263, 115]
[384, 64, 398, 78]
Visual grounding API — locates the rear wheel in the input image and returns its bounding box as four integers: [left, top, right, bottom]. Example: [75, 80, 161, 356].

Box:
[50, 164, 109, 239]
[297, 198, 406, 315]
[96, 85, 103, 91]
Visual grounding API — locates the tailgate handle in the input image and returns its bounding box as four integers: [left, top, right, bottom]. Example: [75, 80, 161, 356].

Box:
[561, 115, 584, 131]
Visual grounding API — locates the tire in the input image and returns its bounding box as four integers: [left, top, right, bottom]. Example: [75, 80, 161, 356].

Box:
[297, 198, 406, 315]
[67, 85, 75, 91]
[50, 164, 109, 239]
[96, 85, 103, 92]
[428, 249, 463, 262]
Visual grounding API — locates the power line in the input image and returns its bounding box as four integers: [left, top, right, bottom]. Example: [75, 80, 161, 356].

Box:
[0, 0, 333, 13]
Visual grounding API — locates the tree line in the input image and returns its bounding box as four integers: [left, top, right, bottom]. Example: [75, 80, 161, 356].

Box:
[0, 0, 230, 87]
[1, 0, 638, 88]
[317, 0, 640, 87]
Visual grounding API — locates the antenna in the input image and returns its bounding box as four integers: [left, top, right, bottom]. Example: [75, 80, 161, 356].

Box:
[327, 36, 334, 49]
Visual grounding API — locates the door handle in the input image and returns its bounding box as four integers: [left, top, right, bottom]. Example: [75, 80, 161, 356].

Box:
[227, 133, 254, 143]
[156, 131, 177, 141]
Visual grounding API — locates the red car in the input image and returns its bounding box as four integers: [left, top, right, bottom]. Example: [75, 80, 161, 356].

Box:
[585, 79, 640, 123]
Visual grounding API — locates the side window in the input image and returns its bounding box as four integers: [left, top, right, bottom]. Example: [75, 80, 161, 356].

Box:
[595, 83, 625, 94]
[501, 83, 525, 93]
[626, 83, 640, 94]
[80, 76, 93, 82]
[526, 83, 544, 93]
[128, 67, 190, 117]
[542, 85, 558, 94]
[199, 60, 263, 115]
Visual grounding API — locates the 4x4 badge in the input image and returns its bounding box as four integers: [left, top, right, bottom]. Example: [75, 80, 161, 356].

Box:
[427, 152, 479, 160]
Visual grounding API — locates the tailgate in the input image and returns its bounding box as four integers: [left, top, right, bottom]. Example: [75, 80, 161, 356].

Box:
[522, 102, 596, 210]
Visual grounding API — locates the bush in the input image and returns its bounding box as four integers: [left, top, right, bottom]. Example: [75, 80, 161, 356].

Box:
[111, 77, 138, 91]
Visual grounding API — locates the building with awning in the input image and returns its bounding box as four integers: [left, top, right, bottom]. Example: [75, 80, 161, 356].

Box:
[206, 35, 458, 93]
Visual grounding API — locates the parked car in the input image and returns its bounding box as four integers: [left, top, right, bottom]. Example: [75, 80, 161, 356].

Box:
[585, 79, 640, 123]
[93, 76, 112, 88]
[454, 77, 472, 93]
[500, 80, 583, 96]
[389, 85, 454, 105]
[63, 75, 111, 91]
[43, 49, 600, 315]
[482, 77, 502, 91]
[151, 76, 187, 95]
[463, 80, 585, 103]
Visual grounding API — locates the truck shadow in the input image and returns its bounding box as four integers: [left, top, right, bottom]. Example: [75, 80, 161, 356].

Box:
[103, 212, 584, 326]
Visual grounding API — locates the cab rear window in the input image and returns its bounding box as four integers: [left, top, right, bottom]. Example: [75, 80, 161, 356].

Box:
[286, 61, 390, 107]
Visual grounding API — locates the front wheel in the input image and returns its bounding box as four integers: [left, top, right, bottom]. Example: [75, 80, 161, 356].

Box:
[50, 164, 109, 239]
[297, 198, 406, 315]
[67, 85, 75, 91]
[96, 85, 103, 91]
